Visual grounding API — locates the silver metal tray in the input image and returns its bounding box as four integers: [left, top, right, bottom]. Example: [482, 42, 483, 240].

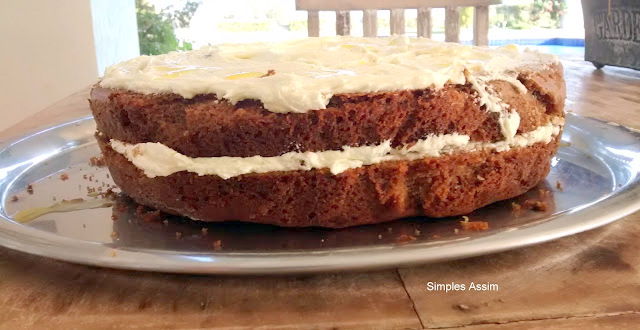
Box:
[1, 114, 639, 274]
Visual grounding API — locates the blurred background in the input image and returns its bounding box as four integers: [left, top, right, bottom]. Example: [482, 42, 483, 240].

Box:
[0, 0, 583, 132]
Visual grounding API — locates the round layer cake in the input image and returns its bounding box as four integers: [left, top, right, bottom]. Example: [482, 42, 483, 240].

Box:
[90, 36, 565, 228]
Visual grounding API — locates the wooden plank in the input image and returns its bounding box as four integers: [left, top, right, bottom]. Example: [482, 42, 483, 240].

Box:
[335, 10, 350, 36]
[473, 5, 489, 46]
[445, 6, 460, 43]
[0, 247, 421, 329]
[363, 9, 378, 38]
[307, 10, 319, 37]
[398, 213, 640, 328]
[562, 59, 640, 125]
[296, 0, 501, 11]
[390, 9, 405, 35]
[465, 313, 640, 329]
[417, 7, 432, 38]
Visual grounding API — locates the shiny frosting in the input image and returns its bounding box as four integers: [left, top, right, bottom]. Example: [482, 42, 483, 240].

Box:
[110, 117, 564, 179]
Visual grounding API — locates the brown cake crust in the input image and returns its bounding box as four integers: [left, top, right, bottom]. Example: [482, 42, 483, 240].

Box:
[90, 64, 564, 158]
[98, 134, 560, 228]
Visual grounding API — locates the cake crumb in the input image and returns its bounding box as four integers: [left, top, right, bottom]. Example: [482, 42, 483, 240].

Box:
[378, 234, 382, 239]
[556, 181, 563, 191]
[456, 304, 470, 311]
[432, 234, 440, 238]
[414, 228, 421, 236]
[261, 69, 276, 77]
[461, 215, 470, 222]
[163, 220, 169, 226]
[175, 232, 183, 239]
[98, 188, 118, 201]
[201, 227, 208, 236]
[476, 175, 485, 181]
[511, 202, 522, 216]
[397, 234, 417, 243]
[60, 173, 69, 181]
[454, 228, 459, 234]
[142, 210, 161, 223]
[26, 184, 34, 195]
[212, 240, 223, 250]
[460, 221, 489, 231]
[110, 231, 117, 239]
[10, 195, 19, 202]
[387, 227, 393, 233]
[83, 224, 86, 228]
[524, 199, 547, 212]
[110, 249, 117, 257]
[89, 156, 106, 167]
[538, 189, 550, 199]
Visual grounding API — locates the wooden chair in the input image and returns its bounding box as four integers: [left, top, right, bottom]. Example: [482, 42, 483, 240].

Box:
[295, 0, 502, 46]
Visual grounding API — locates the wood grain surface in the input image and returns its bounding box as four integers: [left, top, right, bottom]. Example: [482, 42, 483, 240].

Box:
[0, 59, 639, 329]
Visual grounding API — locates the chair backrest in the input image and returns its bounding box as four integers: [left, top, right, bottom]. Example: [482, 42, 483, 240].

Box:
[295, 0, 502, 45]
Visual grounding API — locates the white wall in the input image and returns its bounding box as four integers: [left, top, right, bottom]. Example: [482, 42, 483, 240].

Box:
[91, 0, 140, 76]
[0, 0, 140, 133]
[563, 0, 584, 31]
[0, 0, 98, 132]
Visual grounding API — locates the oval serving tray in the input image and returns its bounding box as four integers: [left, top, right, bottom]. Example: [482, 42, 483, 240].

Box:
[0, 113, 639, 274]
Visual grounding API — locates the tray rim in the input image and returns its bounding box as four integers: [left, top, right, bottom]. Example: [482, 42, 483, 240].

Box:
[0, 113, 639, 274]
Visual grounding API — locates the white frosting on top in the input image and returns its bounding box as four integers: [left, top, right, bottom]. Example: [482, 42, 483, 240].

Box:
[110, 117, 564, 180]
[101, 36, 555, 125]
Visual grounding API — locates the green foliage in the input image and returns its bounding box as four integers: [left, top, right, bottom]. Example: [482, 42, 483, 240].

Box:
[531, 0, 567, 28]
[460, 7, 474, 29]
[163, 1, 199, 29]
[491, 0, 567, 29]
[491, 5, 533, 29]
[136, 0, 200, 55]
[288, 20, 307, 32]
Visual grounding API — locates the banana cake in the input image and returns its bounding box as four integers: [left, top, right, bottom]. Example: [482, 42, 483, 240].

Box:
[90, 36, 565, 228]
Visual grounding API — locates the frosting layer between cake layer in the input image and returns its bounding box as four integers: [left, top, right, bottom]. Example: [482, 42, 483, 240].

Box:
[109, 117, 564, 180]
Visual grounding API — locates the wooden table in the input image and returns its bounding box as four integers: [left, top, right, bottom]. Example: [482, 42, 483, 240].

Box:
[0, 59, 639, 329]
